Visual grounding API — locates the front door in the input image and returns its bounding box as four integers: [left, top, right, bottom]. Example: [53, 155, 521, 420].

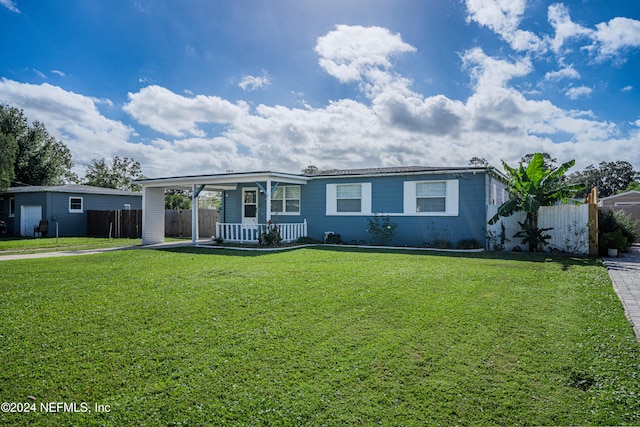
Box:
[242, 188, 258, 224]
[20, 205, 42, 236]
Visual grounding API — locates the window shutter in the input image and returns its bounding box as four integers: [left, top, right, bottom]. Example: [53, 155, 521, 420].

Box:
[326, 184, 337, 215]
[403, 181, 416, 213]
[445, 180, 459, 215]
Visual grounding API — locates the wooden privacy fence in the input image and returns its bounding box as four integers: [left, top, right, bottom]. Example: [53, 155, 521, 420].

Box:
[87, 210, 142, 238]
[88, 209, 220, 238]
[165, 209, 220, 238]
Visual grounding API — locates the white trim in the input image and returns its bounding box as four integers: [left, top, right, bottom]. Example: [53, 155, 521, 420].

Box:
[69, 196, 83, 213]
[326, 182, 372, 215]
[403, 179, 459, 216]
[139, 171, 309, 189]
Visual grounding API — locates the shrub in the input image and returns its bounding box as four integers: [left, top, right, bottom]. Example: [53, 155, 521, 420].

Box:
[433, 239, 452, 249]
[456, 239, 482, 249]
[366, 213, 398, 245]
[600, 230, 628, 254]
[598, 209, 639, 253]
[296, 236, 320, 244]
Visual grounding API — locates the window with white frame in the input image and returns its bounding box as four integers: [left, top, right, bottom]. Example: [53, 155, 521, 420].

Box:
[326, 183, 372, 215]
[416, 181, 446, 212]
[271, 186, 300, 214]
[404, 180, 459, 216]
[9, 197, 15, 217]
[69, 197, 83, 213]
[337, 184, 362, 212]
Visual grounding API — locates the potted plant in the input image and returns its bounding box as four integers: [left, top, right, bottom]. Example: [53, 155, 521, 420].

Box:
[600, 229, 627, 257]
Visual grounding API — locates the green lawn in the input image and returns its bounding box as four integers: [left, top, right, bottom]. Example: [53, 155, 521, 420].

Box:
[0, 237, 143, 254]
[1, 247, 639, 426]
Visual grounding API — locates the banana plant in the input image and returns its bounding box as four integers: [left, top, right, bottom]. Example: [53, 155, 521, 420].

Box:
[489, 153, 585, 251]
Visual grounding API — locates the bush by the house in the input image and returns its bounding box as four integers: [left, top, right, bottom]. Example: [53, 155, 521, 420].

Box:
[456, 239, 483, 249]
[366, 213, 398, 245]
[600, 230, 628, 254]
[598, 209, 639, 255]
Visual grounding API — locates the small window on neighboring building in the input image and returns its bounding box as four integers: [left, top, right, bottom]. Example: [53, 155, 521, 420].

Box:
[271, 186, 300, 214]
[9, 197, 15, 217]
[69, 197, 83, 213]
[124, 204, 131, 210]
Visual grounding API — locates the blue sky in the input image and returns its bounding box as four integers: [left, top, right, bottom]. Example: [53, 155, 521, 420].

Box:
[1, 0, 639, 178]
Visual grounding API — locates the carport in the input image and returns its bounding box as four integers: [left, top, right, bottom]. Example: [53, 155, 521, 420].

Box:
[137, 171, 309, 245]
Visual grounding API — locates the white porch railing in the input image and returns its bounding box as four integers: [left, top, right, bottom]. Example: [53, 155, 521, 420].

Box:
[216, 220, 307, 243]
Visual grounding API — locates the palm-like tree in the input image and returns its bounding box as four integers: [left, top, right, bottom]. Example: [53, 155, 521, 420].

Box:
[489, 153, 584, 251]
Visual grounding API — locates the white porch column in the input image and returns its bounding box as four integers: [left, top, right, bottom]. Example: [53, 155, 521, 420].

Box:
[265, 178, 272, 222]
[142, 186, 165, 245]
[192, 184, 199, 245]
[191, 184, 200, 245]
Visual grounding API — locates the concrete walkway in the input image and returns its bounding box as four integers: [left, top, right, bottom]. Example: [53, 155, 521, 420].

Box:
[603, 245, 640, 340]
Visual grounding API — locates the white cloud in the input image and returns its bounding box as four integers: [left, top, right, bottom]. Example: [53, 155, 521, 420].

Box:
[238, 71, 271, 91]
[0, 78, 136, 168]
[51, 70, 66, 77]
[462, 47, 532, 90]
[315, 25, 416, 84]
[547, 3, 593, 53]
[545, 65, 580, 81]
[590, 17, 640, 60]
[0, 0, 19, 13]
[123, 85, 249, 137]
[623, 85, 633, 92]
[565, 85, 592, 100]
[464, 0, 545, 52]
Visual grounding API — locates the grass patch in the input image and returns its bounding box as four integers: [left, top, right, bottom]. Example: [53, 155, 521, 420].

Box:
[1, 247, 639, 425]
[0, 237, 143, 254]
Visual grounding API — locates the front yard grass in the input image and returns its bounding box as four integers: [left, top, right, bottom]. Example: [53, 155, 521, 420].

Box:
[1, 247, 639, 426]
[0, 237, 143, 254]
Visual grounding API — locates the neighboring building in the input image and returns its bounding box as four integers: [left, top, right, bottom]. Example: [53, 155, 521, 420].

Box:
[138, 166, 507, 247]
[599, 190, 640, 207]
[0, 185, 142, 237]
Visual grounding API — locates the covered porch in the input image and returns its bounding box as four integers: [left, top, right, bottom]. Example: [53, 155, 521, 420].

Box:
[138, 171, 310, 245]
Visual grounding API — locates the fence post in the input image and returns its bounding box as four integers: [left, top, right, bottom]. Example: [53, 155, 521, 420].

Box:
[586, 187, 599, 256]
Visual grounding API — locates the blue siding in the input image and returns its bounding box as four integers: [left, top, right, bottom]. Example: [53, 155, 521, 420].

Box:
[222, 172, 490, 247]
[305, 173, 486, 246]
[1, 191, 141, 237]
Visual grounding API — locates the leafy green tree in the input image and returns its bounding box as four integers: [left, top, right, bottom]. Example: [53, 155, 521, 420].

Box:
[468, 157, 489, 167]
[84, 156, 146, 192]
[0, 105, 75, 186]
[489, 153, 584, 252]
[567, 161, 636, 198]
[520, 152, 557, 170]
[0, 133, 17, 191]
[165, 190, 192, 210]
[302, 165, 320, 175]
[624, 181, 640, 192]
